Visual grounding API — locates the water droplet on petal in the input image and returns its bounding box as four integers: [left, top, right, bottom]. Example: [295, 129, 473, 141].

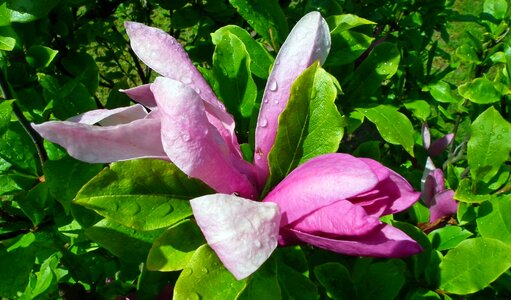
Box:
[275, 59, 280, 65]
[195, 87, 201, 94]
[181, 134, 191, 142]
[259, 118, 268, 128]
[269, 79, 278, 92]
[255, 148, 264, 160]
[254, 240, 262, 248]
[274, 99, 279, 104]
[263, 98, 269, 104]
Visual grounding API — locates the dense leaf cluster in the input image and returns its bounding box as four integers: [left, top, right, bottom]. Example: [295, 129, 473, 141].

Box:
[0, 0, 510, 299]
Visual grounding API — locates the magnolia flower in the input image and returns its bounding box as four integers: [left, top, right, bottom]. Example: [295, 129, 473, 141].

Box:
[33, 12, 422, 280]
[421, 158, 457, 223]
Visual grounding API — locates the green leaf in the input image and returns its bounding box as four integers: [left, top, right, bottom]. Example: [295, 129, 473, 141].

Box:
[212, 25, 274, 79]
[0, 122, 38, 174]
[174, 245, 245, 300]
[17, 183, 52, 226]
[428, 226, 473, 251]
[354, 260, 406, 300]
[147, 220, 205, 271]
[454, 178, 492, 203]
[228, 0, 288, 46]
[477, 196, 511, 245]
[44, 157, 102, 213]
[61, 52, 99, 94]
[0, 245, 35, 298]
[212, 31, 257, 121]
[85, 219, 163, 261]
[265, 63, 343, 191]
[75, 159, 212, 231]
[404, 100, 431, 122]
[0, 2, 10, 26]
[483, 0, 508, 20]
[0, 100, 13, 136]
[7, 0, 61, 23]
[0, 25, 16, 51]
[439, 237, 511, 294]
[427, 81, 460, 103]
[357, 105, 415, 156]
[237, 257, 281, 299]
[467, 107, 511, 182]
[455, 44, 480, 64]
[408, 288, 442, 300]
[25, 45, 58, 69]
[277, 263, 319, 300]
[29, 253, 59, 298]
[458, 77, 501, 104]
[343, 42, 400, 102]
[326, 14, 375, 66]
[314, 263, 356, 300]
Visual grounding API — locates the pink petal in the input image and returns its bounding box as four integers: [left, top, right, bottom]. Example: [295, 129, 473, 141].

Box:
[353, 159, 420, 217]
[289, 199, 381, 237]
[120, 84, 157, 108]
[285, 224, 422, 258]
[254, 12, 331, 186]
[429, 133, 454, 157]
[151, 77, 258, 199]
[429, 189, 457, 223]
[125, 22, 242, 158]
[422, 169, 446, 206]
[190, 194, 280, 280]
[420, 157, 436, 192]
[124, 21, 225, 111]
[32, 119, 167, 163]
[264, 154, 379, 227]
[67, 104, 148, 126]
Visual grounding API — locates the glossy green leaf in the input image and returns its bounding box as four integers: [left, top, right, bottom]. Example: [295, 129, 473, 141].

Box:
[75, 159, 212, 231]
[326, 14, 375, 66]
[0, 122, 38, 174]
[427, 81, 460, 103]
[17, 183, 52, 226]
[0, 245, 35, 298]
[354, 260, 406, 300]
[174, 245, 246, 300]
[25, 45, 58, 69]
[314, 263, 356, 300]
[408, 288, 441, 300]
[0, 2, 10, 26]
[343, 42, 400, 102]
[85, 219, 163, 261]
[0, 26, 15, 51]
[212, 31, 257, 120]
[404, 100, 431, 122]
[455, 44, 480, 64]
[44, 157, 102, 213]
[228, 0, 288, 46]
[483, 0, 508, 20]
[29, 253, 59, 299]
[265, 63, 343, 191]
[7, 0, 61, 23]
[458, 77, 501, 104]
[237, 257, 281, 299]
[454, 179, 492, 203]
[212, 25, 274, 78]
[61, 52, 99, 94]
[147, 220, 205, 272]
[477, 196, 511, 245]
[357, 105, 415, 156]
[467, 107, 511, 182]
[0, 100, 13, 136]
[428, 226, 473, 251]
[277, 263, 319, 300]
[439, 237, 511, 294]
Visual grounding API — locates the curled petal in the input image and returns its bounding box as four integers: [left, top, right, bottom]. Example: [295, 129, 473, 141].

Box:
[286, 224, 422, 258]
[120, 84, 157, 108]
[422, 169, 446, 206]
[288, 199, 381, 238]
[429, 133, 454, 157]
[67, 104, 148, 126]
[32, 119, 167, 163]
[191, 194, 280, 280]
[429, 189, 457, 223]
[254, 11, 331, 185]
[264, 154, 379, 227]
[151, 77, 257, 198]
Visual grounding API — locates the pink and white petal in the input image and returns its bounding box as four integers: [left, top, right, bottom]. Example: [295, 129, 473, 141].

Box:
[290, 199, 381, 237]
[125, 22, 224, 111]
[264, 154, 379, 227]
[151, 77, 257, 198]
[352, 170, 420, 217]
[67, 104, 148, 126]
[429, 189, 457, 223]
[429, 133, 454, 157]
[120, 84, 157, 108]
[422, 169, 446, 206]
[420, 157, 436, 192]
[422, 123, 431, 150]
[254, 11, 331, 186]
[32, 119, 168, 163]
[286, 224, 422, 258]
[190, 194, 280, 280]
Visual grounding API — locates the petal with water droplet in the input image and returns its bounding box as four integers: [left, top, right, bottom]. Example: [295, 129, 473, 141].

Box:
[191, 194, 280, 280]
[151, 77, 258, 198]
[254, 11, 331, 186]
